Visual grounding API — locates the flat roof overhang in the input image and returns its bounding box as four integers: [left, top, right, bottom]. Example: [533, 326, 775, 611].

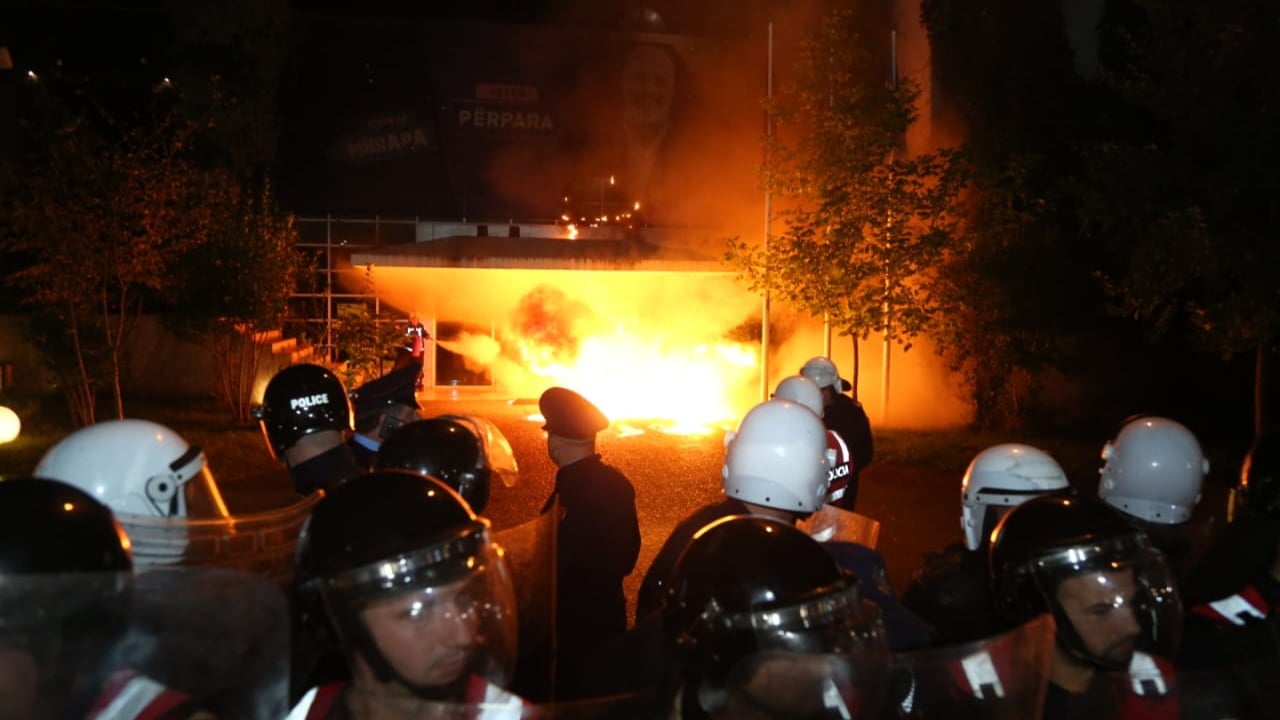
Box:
[350, 235, 732, 273]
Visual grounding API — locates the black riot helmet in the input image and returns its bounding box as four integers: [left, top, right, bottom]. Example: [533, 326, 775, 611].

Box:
[252, 363, 353, 461]
[295, 470, 517, 699]
[0, 478, 134, 716]
[660, 515, 889, 717]
[989, 496, 1182, 670]
[374, 415, 519, 513]
[1238, 430, 1280, 520]
[0, 476, 132, 577]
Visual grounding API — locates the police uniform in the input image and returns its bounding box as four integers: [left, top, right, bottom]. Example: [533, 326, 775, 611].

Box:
[1041, 653, 1182, 720]
[824, 392, 873, 511]
[290, 444, 362, 496]
[287, 677, 522, 719]
[345, 361, 421, 470]
[538, 387, 641, 698]
[901, 541, 1002, 646]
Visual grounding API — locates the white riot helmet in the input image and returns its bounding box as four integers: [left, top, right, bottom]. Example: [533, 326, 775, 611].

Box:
[772, 375, 824, 417]
[722, 400, 835, 514]
[961, 443, 1069, 551]
[799, 356, 842, 391]
[1099, 416, 1209, 524]
[35, 419, 230, 520]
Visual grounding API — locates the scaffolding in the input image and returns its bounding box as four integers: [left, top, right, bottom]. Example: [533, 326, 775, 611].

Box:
[289, 215, 418, 363]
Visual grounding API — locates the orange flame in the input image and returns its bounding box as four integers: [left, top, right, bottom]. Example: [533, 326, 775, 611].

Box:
[512, 327, 756, 435]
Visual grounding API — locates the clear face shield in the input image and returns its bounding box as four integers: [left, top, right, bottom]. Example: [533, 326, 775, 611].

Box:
[0, 568, 288, 720]
[324, 531, 519, 699]
[887, 614, 1056, 720]
[0, 571, 133, 719]
[441, 415, 521, 491]
[711, 586, 892, 719]
[1030, 534, 1182, 670]
[144, 444, 229, 520]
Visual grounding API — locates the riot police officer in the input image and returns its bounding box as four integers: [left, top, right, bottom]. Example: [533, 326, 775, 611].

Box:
[1098, 415, 1211, 583]
[0, 477, 214, 718]
[374, 414, 520, 514]
[346, 361, 422, 470]
[637, 398, 832, 619]
[537, 386, 641, 699]
[1174, 430, 1280, 717]
[288, 470, 521, 718]
[35, 418, 230, 523]
[902, 443, 1070, 645]
[990, 495, 1183, 720]
[800, 356, 873, 511]
[773, 374, 854, 506]
[660, 515, 891, 719]
[253, 363, 361, 495]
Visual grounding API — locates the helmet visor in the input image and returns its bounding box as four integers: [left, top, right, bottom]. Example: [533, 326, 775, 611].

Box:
[324, 537, 519, 691]
[1029, 534, 1182, 665]
[723, 650, 889, 719]
[357, 563, 518, 693]
[714, 588, 892, 717]
[182, 465, 230, 519]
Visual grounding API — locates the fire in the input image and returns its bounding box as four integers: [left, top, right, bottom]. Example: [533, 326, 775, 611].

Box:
[361, 267, 767, 435]
[513, 327, 757, 435]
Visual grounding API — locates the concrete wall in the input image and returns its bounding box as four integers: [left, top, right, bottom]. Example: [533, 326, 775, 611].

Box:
[0, 314, 220, 397]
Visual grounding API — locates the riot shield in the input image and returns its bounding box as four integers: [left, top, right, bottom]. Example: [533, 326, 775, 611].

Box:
[1068, 652, 1280, 720]
[0, 567, 289, 719]
[494, 507, 558, 698]
[293, 688, 669, 720]
[800, 504, 882, 547]
[439, 414, 521, 489]
[120, 491, 321, 585]
[885, 613, 1054, 719]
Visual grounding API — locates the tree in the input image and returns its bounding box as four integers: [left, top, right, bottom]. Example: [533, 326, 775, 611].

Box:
[168, 0, 294, 180]
[1081, 0, 1280, 434]
[332, 268, 404, 391]
[921, 0, 1098, 428]
[169, 178, 300, 422]
[2, 88, 220, 423]
[726, 7, 965, 397]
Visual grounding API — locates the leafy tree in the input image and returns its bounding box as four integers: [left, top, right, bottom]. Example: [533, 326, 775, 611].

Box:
[2, 87, 221, 422]
[168, 0, 294, 180]
[922, 0, 1098, 428]
[1081, 0, 1280, 433]
[169, 178, 300, 422]
[726, 7, 965, 397]
[332, 268, 404, 390]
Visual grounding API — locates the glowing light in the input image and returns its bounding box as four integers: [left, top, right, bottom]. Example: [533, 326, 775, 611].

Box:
[62, 503, 74, 512]
[361, 267, 767, 435]
[0, 406, 19, 444]
[567, 224, 579, 240]
[513, 329, 756, 435]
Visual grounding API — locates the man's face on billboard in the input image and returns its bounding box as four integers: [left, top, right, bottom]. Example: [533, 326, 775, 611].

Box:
[622, 45, 675, 133]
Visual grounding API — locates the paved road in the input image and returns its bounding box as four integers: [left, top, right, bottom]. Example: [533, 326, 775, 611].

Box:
[220, 391, 961, 619]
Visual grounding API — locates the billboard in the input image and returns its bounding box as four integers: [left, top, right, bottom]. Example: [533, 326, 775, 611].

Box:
[277, 17, 761, 228]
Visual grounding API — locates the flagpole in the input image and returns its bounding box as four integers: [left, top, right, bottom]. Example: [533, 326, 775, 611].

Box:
[760, 20, 774, 402]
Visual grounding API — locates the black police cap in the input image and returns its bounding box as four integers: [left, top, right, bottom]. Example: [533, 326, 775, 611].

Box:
[349, 361, 422, 421]
[539, 387, 609, 439]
